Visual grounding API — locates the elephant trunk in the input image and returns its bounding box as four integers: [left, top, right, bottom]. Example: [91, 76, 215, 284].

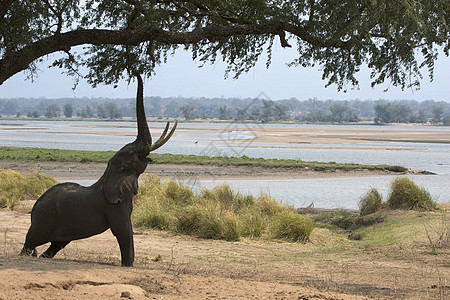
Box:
[135, 74, 152, 158]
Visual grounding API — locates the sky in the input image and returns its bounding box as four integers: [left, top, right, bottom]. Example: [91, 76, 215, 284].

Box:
[0, 45, 449, 102]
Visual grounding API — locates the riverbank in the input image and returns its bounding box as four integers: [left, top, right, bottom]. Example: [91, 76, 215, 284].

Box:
[0, 160, 415, 182]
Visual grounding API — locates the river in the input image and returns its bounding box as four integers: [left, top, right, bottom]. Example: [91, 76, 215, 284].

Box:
[1, 120, 449, 209]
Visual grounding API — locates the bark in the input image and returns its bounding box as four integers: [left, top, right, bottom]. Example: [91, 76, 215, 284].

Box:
[0, 22, 352, 85]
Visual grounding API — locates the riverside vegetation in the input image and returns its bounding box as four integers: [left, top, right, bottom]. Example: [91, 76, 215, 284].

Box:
[0, 146, 408, 173]
[0, 168, 442, 245]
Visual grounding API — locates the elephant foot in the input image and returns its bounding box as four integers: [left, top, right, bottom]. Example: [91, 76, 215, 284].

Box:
[20, 247, 37, 257]
[121, 261, 134, 267]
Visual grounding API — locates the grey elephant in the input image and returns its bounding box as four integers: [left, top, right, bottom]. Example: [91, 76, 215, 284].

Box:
[20, 74, 177, 267]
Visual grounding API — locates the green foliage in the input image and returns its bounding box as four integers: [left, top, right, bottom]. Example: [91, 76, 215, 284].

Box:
[0, 169, 57, 209]
[1, 1, 448, 90]
[374, 103, 412, 124]
[387, 177, 437, 211]
[271, 210, 314, 242]
[313, 210, 384, 236]
[359, 188, 383, 216]
[132, 176, 314, 242]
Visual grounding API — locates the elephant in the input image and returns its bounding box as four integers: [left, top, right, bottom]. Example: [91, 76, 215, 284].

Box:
[20, 74, 177, 267]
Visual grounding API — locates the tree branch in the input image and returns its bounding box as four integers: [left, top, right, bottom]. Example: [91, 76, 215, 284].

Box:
[0, 20, 357, 85]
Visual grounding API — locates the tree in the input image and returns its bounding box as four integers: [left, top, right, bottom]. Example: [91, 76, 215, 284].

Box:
[218, 105, 231, 120]
[273, 104, 289, 121]
[27, 109, 40, 118]
[104, 101, 122, 119]
[329, 104, 351, 123]
[409, 109, 427, 123]
[431, 106, 444, 124]
[374, 103, 410, 124]
[234, 107, 248, 121]
[1, 100, 18, 115]
[443, 115, 450, 126]
[179, 104, 197, 121]
[63, 103, 73, 118]
[44, 104, 60, 118]
[78, 105, 95, 118]
[1, 1, 448, 91]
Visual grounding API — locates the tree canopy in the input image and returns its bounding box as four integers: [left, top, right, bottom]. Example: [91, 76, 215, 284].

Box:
[1, 1, 448, 90]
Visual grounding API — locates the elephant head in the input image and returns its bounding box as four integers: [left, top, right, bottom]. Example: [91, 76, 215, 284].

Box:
[102, 74, 177, 204]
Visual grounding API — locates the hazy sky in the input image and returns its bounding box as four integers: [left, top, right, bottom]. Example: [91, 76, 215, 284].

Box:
[1, 46, 449, 102]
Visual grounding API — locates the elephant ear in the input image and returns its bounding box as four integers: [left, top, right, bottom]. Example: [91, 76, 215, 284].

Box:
[103, 169, 139, 204]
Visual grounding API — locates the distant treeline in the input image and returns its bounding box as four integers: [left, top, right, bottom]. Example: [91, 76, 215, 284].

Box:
[1, 96, 449, 125]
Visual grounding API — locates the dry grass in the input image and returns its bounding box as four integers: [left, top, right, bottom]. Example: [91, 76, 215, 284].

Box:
[132, 175, 314, 242]
[0, 169, 57, 209]
[387, 176, 438, 210]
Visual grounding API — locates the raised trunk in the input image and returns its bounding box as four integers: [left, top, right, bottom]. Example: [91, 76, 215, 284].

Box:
[135, 74, 152, 158]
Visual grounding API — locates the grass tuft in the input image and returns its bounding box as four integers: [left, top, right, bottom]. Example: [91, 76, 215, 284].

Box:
[359, 188, 383, 216]
[387, 177, 437, 211]
[0, 169, 57, 209]
[271, 210, 314, 242]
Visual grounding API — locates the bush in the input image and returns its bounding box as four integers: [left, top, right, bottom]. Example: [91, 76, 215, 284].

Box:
[239, 209, 266, 237]
[387, 177, 437, 210]
[164, 180, 194, 204]
[174, 200, 240, 241]
[359, 188, 383, 216]
[132, 196, 169, 230]
[257, 193, 285, 216]
[132, 175, 314, 243]
[201, 184, 255, 212]
[271, 210, 314, 242]
[0, 169, 57, 209]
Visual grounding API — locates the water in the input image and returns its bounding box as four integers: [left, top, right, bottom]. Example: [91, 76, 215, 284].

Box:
[1, 120, 449, 208]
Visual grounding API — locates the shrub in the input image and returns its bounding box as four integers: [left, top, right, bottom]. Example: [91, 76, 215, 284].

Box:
[359, 188, 383, 216]
[221, 212, 241, 241]
[201, 184, 255, 212]
[240, 209, 266, 237]
[271, 210, 314, 242]
[132, 175, 314, 243]
[0, 169, 57, 209]
[257, 193, 285, 216]
[164, 180, 194, 205]
[193, 200, 224, 239]
[387, 177, 437, 210]
[174, 204, 203, 234]
[132, 197, 169, 230]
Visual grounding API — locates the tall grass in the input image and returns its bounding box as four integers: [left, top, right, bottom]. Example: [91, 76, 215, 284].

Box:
[387, 177, 437, 210]
[0, 169, 57, 209]
[359, 188, 383, 216]
[132, 175, 314, 242]
[358, 177, 437, 216]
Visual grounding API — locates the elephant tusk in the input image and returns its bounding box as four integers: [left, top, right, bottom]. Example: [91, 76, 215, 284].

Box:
[148, 120, 178, 152]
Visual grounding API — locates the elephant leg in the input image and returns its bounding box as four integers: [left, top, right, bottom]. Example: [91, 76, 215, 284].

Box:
[111, 221, 134, 267]
[20, 227, 48, 257]
[40, 241, 71, 258]
[107, 205, 135, 267]
[20, 247, 37, 257]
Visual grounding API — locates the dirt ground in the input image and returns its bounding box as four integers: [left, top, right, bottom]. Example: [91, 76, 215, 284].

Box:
[1, 205, 449, 300]
[0, 161, 449, 299]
